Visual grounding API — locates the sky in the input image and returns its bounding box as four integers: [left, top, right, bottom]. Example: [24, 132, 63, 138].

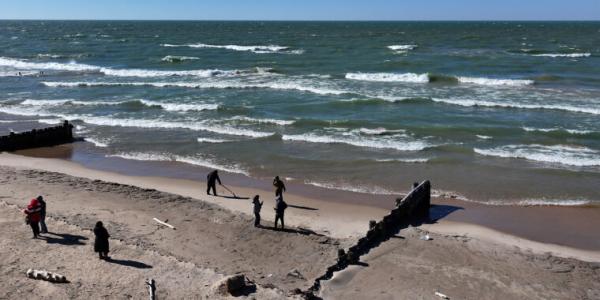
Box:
[1, 0, 599, 21]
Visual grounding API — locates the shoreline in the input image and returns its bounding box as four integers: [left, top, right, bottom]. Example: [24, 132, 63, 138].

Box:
[2, 149, 600, 261]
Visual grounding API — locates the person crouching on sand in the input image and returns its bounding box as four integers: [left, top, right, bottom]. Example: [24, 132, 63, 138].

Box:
[93, 221, 110, 260]
[252, 195, 263, 227]
[206, 170, 222, 196]
[23, 198, 42, 238]
[273, 176, 286, 198]
[274, 195, 287, 229]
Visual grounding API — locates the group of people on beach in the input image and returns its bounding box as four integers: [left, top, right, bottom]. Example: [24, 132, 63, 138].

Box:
[23, 196, 111, 260]
[21, 169, 289, 262]
[206, 170, 288, 229]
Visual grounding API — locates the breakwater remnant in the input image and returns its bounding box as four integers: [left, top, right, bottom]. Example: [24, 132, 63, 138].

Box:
[0, 121, 74, 151]
[301, 181, 431, 299]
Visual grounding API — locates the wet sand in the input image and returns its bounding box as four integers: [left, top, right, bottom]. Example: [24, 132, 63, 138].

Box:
[8, 144, 600, 252]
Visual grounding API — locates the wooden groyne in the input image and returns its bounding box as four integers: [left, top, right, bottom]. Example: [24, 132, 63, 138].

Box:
[302, 181, 431, 299]
[0, 121, 74, 151]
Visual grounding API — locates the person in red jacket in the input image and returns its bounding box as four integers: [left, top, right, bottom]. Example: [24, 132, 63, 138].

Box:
[23, 198, 42, 238]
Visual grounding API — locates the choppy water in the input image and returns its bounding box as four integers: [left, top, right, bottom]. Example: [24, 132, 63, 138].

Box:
[1, 21, 599, 204]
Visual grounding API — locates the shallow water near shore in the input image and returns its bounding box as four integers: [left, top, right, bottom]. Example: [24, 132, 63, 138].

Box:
[1, 21, 599, 204]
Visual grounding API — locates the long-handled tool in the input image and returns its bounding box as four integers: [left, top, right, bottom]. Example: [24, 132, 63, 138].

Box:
[221, 184, 238, 198]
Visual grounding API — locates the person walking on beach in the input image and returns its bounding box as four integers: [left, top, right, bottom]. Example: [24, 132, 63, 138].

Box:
[206, 170, 222, 196]
[252, 195, 263, 227]
[37, 196, 48, 234]
[273, 176, 286, 198]
[23, 198, 42, 238]
[274, 195, 287, 230]
[93, 221, 110, 260]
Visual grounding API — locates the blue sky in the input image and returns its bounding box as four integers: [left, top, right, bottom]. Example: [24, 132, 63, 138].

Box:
[1, 0, 598, 21]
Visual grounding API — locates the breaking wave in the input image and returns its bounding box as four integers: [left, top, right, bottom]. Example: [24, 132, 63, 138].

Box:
[0, 57, 236, 78]
[138, 100, 219, 112]
[161, 55, 200, 62]
[304, 180, 400, 195]
[345, 72, 533, 86]
[522, 127, 594, 135]
[160, 43, 303, 54]
[431, 98, 600, 115]
[227, 116, 295, 126]
[474, 144, 600, 167]
[18, 98, 219, 112]
[346, 72, 429, 83]
[282, 132, 430, 151]
[108, 152, 248, 175]
[42, 81, 347, 95]
[532, 53, 591, 58]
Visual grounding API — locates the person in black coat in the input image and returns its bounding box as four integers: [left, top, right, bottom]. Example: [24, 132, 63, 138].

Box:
[252, 195, 263, 227]
[274, 196, 287, 229]
[37, 196, 48, 234]
[93, 221, 110, 259]
[206, 170, 222, 196]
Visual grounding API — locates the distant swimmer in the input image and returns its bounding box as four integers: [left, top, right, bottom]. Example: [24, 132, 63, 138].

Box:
[273, 176, 286, 198]
[206, 170, 222, 196]
[252, 195, 263, 227]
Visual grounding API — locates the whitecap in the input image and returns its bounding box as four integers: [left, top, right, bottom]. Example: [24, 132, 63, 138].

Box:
[228, 116, 295, 126]
[304, 180, 400, 195]
[345, 72, 429, 83]
[474, 144, 600, 167]
[139, 100, 219, 112]
[161, 55, 200, 62]
[532, 53, 591, 58]
[282, 132, 429, 151]
[108, 152, 248, 175]
[160, 43, 302, 54]
[431, 98, 600, 115]
[42, 81, 348, 96]
[457, 76, 534, 86]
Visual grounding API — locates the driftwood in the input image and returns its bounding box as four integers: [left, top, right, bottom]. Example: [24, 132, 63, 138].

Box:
[146, 278, 156, 300]
[26, 269, 68, 283]
[153, 218, 175, 230]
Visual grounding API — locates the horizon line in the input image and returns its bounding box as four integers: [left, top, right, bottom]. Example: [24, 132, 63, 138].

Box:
[1, 18, 599, 22]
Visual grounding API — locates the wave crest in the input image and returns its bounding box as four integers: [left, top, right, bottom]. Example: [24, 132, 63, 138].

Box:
[474, 144, 600, 167]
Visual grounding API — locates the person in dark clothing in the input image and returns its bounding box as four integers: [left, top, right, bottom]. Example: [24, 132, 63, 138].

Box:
[252, 195, 263, 227]
[274, 196, 287, 229]
[273, 176, 286, 198]
[206, 170, 222, 196]
[37, 196, 48, 234]
[93, 221, 110, 259]
[23, 198, 42, 238]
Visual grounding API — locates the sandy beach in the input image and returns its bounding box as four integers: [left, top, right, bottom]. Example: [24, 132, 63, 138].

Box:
[0, 151, 599, 299]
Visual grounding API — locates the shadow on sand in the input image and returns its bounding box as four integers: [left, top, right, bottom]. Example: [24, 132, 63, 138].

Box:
[288, 204, 319, 211]
[105, 258, 153, 269]
[258, 225, 322, 236]
[40, 232, 88, 246]
[213, 194, 251, 200]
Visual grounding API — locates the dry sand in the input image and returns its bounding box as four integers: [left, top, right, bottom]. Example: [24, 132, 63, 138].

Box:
[1, 153, 599, 299]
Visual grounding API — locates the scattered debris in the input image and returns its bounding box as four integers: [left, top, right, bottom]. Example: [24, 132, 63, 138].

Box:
[420, 234, 432, 241]
[153, 218, 176, 230]
[26, 269, 68, 283]
[287, 269, 306, 280]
